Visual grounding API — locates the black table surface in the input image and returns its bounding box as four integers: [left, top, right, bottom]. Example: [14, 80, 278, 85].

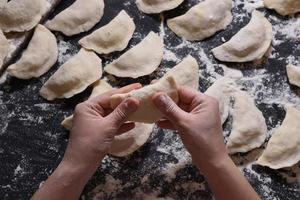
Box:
[0, 0, 300, 199]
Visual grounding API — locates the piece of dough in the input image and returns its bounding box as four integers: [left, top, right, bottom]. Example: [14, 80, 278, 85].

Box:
[227, 90, 267, 154]
[7, 25, 58, 79]
[286, 64, 300, 88]
[45, 0, 104, 36]
[257, 106, 300, 169]
[212, 10, 273, 63]
[167, 0, 233, 41]
[136, 0, 184, 14]
[79, 10, 135, 55]
[104, 31, 163, 78]
[0, 29, 9, 69]
[264, 0, 300, 16]
[0, 0, 45, 33]
[111, 76, 178, 123]
[40, 48, 102, 101]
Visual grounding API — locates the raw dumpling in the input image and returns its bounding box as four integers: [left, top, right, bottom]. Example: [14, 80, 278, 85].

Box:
[40, 49, 102, 101]
[227, 90, 267, 154]
[212, 10, 273, 63]
[257, 106, 300, 169]
[104, 31, 163, 78]
[264, 0, 300, 16]
[110, 76, 178, 123]
[7, 25, 58, 79]
[0, 30, 9, 69]
[286, 64, 300, 88]
[136, 0, 184, 14]
[167, 0, 233, 41]
[79, 10, 135, 55]
[45, 0, 104, 36]
[0, 0, 46, 32]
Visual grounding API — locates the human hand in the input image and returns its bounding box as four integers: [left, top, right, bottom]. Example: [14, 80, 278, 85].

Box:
[152, 87, 228, 174]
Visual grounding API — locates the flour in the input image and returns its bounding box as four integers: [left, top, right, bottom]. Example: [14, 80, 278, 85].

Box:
[57, 37, 77, 64]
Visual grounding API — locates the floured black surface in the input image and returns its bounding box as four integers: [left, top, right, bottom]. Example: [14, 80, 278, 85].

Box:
[0, 0, 300, 199]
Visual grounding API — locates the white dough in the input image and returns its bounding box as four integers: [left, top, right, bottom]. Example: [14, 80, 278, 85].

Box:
[104, 31, 163, 78]
[0, 0, 46, 32]
[40, 49, 102, 101]
[46, 0, 104, 36]
[0, 29, 9, 69]
[136, 0, 184, 14]
[79, 10, 135, 55]
[7, 25, 58, 79]
[286, 64, 300, 88]
[264, 0, 300, 16]
[212, 10, 273, 63]
[257, 106, 300, 169]
[227, 90, 267, 154]
[167, 0, 233, 41]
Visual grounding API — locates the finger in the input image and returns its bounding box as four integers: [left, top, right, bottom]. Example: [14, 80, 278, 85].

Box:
[150, 80, 158, 84]
[178, 86, 205, 105]
[116, 122, 136, 135]
[156, 120, 176, 130]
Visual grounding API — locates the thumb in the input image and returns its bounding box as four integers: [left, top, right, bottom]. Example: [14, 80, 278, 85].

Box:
[153, 93, 186, 123]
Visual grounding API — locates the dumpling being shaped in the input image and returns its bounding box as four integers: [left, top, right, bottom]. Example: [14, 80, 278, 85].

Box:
[45, 0, 105, 36]
[286, 64, 300, 88]
[104, 31, 163, 78]
[7, 25, 58, 79]
[227, 89, 267, 154]
[264, 0, 300, 16]
[167, 0, 233, 41]
[0, 0, 46, 32]
[0, 29, 9, 69]
[212, 10, 273, 63]
[136, 0, 184, 14]
[79, 10, 135, 55]
[257, 106, 300, 169]
[40, 48, 102, 101]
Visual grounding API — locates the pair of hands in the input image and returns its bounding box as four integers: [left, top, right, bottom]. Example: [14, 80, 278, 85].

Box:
[63, 83, 228, 175]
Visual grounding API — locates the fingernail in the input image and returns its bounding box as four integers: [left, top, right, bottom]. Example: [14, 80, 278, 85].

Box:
[124, 99, 138, 112]
[157, 94, 171, 107]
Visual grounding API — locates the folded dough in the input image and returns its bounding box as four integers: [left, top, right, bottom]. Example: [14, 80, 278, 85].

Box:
[79, 10, 135, 55]
[7, 25, 58, 79]
[0, 0, 45, 32]
[212, 10, 273, 63]
[167, 0, 233, 41]
[257, 106, 300, 169]
[104, 31, 163, 78]
[40, 48, 102, 101]
[136, 0, 184, 14]
[227, 90, 267, 154]
[264, 0, 300, 16]
[0, 29, 9, 69]
[111, 76, 178, 123]
[286, 64, 300, 88]
[46, 0, 104, 36]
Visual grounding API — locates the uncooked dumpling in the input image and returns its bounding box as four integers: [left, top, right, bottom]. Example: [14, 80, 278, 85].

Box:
[40, 49, 102, 101]
[286, 64, 300, 88]
[45, 0, 104, 36]
[0, 0, 46, 32]
[111, 76, 178, 123]
[227, 90, 267, 154]
[264, 0, 300, 16]
[167, 0, 233, 41]
[79, 10, 135, 55]
[212, 10, 273, 62]
[136, 0, 184, 14]
[104, 31, 163, 78]
[257, 106, 300, 169]
[0, 29, 9, 69]
[7, 25, 58, 79]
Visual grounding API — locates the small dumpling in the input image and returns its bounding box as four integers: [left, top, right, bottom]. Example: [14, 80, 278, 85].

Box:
[264, 0, 300, 16]
[79, 10, 135, 55]
[7, 25, 58, 79]
[104, 31, 163, 78]
[45, 0, 105, 36]
[111, 76, 178, 123]
[227, 90, 267, 154]
[167, 0, 233, 41]
[0, 0, 46, 33]
[40, 48, 102, 101]
[212, 10, 273, 63]
[257, 106, 300, 169]
[286, 64, 300, 88]
[0, 29, 9, 69]
[136, 0, 184, 14]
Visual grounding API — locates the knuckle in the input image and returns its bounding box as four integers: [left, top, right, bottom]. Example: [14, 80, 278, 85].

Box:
[74, 103, 87, 114]
[114, 107, 126, 121]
